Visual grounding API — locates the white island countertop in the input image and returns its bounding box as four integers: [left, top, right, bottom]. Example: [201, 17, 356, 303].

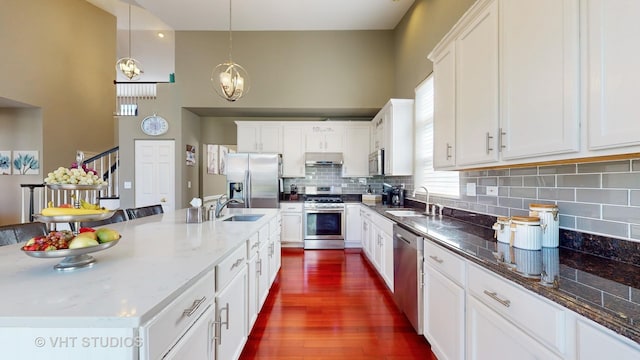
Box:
[0, 208, 278, 328]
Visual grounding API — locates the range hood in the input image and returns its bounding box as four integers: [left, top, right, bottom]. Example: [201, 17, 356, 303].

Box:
[304, 152, 344, 166]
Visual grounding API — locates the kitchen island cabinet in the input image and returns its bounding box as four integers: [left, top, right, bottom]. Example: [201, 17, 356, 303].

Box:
[0, 208, 279, 360]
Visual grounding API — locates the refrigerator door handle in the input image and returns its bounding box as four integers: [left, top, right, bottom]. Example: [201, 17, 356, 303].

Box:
[245, 170, 251, 208]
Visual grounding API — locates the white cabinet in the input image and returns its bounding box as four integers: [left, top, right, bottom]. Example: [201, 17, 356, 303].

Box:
[164, 306, 215, 360]
[585, 0, 640, 151]
[246, 233, 260, 331]
[305, 123, 344, 152]
[359, 205, 394, 291]
[455, 0, 500, 167]
[345, 204, 362, 248]
[342, 124, 370, 177]
[499, 0, 579, 160]
[423, 241, 466, 360]
[214, 267, 247, 360]
[280, 203, 303, 246]
[267, 215, 282, 285]
[236, 122, 282, 153]
[282, 126, 305, 177]
[371, 114, 384, 151]
[372, 99, 414, 175]
[575, 316, 640, 360]
[432, 41, 456, 169]
[257, 225, 270, 310]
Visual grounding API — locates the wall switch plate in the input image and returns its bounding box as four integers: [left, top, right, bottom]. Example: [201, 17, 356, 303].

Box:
[187, 181, 191, 188]
[124, 181, 132, 189]
[466, 182, 477, 196]
[487, 186, 498, 196]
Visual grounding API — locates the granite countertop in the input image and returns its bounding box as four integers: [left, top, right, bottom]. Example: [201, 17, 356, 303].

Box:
[365, 203, 640, 345]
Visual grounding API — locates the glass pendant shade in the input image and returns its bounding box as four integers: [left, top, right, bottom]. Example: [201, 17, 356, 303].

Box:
[116, 57, 143, 81]
[212, 61, 249, 102]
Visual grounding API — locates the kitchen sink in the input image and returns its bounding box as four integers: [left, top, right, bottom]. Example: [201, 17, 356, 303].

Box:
[222, 214, 264, 222]
[385, 210, 425, 217]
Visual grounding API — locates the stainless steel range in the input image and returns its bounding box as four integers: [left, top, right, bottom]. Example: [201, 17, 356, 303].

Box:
[303, 186, 345, 250]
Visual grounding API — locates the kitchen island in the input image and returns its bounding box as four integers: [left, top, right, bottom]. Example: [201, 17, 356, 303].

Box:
[0, 207, 279, 359]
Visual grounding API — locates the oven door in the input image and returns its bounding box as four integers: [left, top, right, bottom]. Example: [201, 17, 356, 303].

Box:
[303, 208, 345, 240]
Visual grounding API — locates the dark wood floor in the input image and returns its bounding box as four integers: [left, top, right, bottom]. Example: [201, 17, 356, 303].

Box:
[239, 249, 437, 360]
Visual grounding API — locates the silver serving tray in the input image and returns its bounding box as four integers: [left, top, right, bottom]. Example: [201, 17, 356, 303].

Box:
[33, 210, 115, 223]
[22, 237, 120, 271]
[45, 184, 108, 191]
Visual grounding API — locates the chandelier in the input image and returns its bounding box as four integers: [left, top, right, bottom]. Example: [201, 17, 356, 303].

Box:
[212, 0, 249, 101]
[116, 3, 144, 81]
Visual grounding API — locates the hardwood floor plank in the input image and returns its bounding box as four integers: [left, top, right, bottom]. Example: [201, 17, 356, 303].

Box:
[240, 249, 437, 360]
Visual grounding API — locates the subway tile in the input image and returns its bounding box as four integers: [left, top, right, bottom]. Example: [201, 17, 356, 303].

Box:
[577, 272, 629, 299]
[602, 173, 640, 189]
[631, 225, 640, 241]
[487, 169, 509, 176]
[578, 160, 630, 174]
[557, 201, 601, 218]
[478, 177, 498, 186]
[454, 201, 470, 210]
[476, 186, 487, 195]
[559, 264, 577, 281]
[509, 187, 537, 199]
[524, 199, 555, 209]
[487, 206, 509, 217]
[523, 175, 556, 187]
[576, 189, 629, 205]
[498, 197, 524, 209]
[539, 164, 577, 174]
[469, 203, 488, 213]
[559, 214, 576, 229]
[603, 293, 640, 321]
[510, 167, 538, 176]
[477, 196, 498, 206]
[557, 174, 601, 188]
[510, 209, 529, 217]
[498, 176, 523, 187]
[539, 188, 575, 201]
[602, 205, 640, 224]
[560, 278, 603, 305]
[463, 170, 487, 177]
[576, 218, 629, 239]
[632, 287, 640, 305]
[498, 187, 509, 196]
[633, 159, 640, 172]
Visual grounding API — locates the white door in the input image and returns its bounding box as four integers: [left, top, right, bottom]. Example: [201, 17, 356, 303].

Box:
[135, 140, 175, 212]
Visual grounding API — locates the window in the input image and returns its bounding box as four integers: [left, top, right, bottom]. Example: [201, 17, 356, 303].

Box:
[414, 74, 459, 197]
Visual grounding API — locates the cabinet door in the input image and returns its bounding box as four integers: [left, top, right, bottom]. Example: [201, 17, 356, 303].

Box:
[247, 253, 259, 331]
[257, 241, 270, 309]
[237, 125, 258, 153]
[424, 263, 464, 360]
[343, 125, 370, 177]
[500, 0, 579, 160]
[372, 115, 384, 152]
[280, 212, 302, 244]
[586, 0, 640, 150]
[576, 317, 640, 360]
[360, 210, 373, 259]
[324, 132, 344, 152]
[380, 229, 394, 292]
[259, 124, 282, 153]
[345, 204, 362, 245]
[305, 124, 343, 152]
[456, 0, 499, 167]
[432, 41, 456, 169]
[373, 229, 383, 273]
[215, 267, 247, 360]
[282, 126, 305, 177]
[165, 306, 215, 360]
[466, 295, 561, 360]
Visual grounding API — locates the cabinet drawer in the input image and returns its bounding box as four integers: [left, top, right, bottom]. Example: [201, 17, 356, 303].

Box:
[142, 269, 215, 360]
[280, 203, 302, 212]
[424, 240, 466, 287]
[216, 243, 247, 291]
[247, 232, 259, 258]
[467, 263, 565, 355]
[371, 212, 394, 235]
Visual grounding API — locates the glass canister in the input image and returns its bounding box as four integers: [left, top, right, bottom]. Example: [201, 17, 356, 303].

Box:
[492, 216, 511, 244]
[510, 216, 542, 250]
[529, 203, 559, 248]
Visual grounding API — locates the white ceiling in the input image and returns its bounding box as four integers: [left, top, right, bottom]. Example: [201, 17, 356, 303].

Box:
[86, 0, 415, 31]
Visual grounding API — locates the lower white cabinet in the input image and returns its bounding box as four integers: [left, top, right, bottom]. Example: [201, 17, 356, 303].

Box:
[257, 230, 270, 310]
[360, 208, 373, 258]
[345, 204, 362, 248]
[280, 203, 303, 247]
[247, 233, 260, 331]
[359, 205, 394, 291]
[214, 267, 247, 360]
[575, 316, 640, 360]
[267, 215, 282, 284]
[164, 305, 215, 359]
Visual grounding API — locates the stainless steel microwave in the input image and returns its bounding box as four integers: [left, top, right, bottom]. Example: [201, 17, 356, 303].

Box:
[368, 149, 384, 176]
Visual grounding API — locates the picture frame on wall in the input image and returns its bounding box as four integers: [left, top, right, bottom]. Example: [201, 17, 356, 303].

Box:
[186, 145, 196, 166]
[219, 145, 228, 175]
[206, 144, 219, 174]
[0, 151, 11, 175]
[12, 150, 39, 175]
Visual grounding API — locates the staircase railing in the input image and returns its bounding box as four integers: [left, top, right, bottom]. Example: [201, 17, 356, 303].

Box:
[19, 146, 120, 223]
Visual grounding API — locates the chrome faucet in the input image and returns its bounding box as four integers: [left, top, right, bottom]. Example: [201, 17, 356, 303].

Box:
[412, 186, 431, 215]
[215, 196, 245, 218]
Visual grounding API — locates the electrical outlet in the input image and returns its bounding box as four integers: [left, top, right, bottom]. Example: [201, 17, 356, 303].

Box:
[466, 182, 477, 196]
[124, 181, 132, 189]
[187, 181, 192, 189]
[342, 183, 348, 188]
[358, 178, 367, 185]
[487, 186, 498, 196]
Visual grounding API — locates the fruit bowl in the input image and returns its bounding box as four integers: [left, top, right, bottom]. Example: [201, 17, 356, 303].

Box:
[33, 210, 116, 223]
[22, 237, 120, 271]
[45, 184, 108, 191]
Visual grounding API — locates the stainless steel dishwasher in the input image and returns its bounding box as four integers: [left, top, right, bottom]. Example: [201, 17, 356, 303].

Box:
[393, 224, 424, 334]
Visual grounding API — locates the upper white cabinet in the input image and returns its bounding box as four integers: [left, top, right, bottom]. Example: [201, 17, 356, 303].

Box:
[432, 41, 456, 169]
[372, 99, 414, 176]
[304, 123, 344, 153]
[342, 124, 370, 177]
[282, 125, 305, 177]
[585, 0, 640, 151]
[236, 122, 282, 153]
[499, 0, 579, 160]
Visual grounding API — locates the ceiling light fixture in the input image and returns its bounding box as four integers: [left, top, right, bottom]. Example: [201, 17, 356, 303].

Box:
[116, 4, 144, 81]
[211, 0, 249, 102]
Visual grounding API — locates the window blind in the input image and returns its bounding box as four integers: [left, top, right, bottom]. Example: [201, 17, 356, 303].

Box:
[414, 75, 459, 197]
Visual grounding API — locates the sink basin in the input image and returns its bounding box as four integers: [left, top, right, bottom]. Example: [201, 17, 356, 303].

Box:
[385, 210, 425, 217]
[222, 214, 264, 222]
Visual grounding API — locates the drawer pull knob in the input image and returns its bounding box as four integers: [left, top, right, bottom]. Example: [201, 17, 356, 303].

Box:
[429, 255, 444, 264]
[483, 290, 511, 307]
[183, 296, 206, 317]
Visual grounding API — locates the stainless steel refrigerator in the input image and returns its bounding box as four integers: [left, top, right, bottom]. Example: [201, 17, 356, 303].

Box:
[225, 153, 282, 208]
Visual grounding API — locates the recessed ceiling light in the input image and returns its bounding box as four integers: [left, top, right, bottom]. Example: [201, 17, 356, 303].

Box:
[157, 32, 165, 38]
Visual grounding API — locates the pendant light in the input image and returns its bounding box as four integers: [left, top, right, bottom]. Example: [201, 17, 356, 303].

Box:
[116, 3, 144, 81]
[212, 0, 249, 101]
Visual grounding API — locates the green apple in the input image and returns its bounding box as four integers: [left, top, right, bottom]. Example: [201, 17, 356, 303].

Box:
[96, 228, 120, 243]
[68, 236, 99, 249]
[75, 231, 97, 241]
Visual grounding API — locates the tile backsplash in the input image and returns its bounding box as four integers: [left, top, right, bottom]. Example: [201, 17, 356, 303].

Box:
[427, 159, 640, 242]
[283, 165, 412, 194]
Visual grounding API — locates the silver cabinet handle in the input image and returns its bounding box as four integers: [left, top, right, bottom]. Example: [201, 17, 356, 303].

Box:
[230, 258, 244, 271]
[486, 132, 494, 154]
[499, 127, 507, 151]
[214, 303, 229, 345]
[251, 242, 259, 250]
[257, 258, 263, 275]
[429, 255, 444, 264]
[182, 296, 206, 317]
[446, 143, 452, 160]
[483, 290, 511, 307]
[208, 319, 215, 358]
